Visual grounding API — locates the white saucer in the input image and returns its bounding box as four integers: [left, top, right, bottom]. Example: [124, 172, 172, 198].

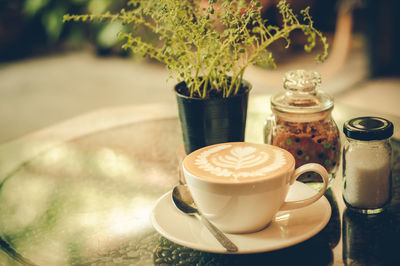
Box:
[151, 181, 331, 254]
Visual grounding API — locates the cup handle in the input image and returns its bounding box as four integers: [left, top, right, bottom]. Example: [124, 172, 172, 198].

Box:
[280, 163, 329, 211]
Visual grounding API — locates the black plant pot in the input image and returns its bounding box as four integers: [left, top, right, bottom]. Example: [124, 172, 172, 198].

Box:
[175, 81, 251, 154]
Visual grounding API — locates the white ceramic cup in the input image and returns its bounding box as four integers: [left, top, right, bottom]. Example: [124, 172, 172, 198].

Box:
[182, 142, 328, 233]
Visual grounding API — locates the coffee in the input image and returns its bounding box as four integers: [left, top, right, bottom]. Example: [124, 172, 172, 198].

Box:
[183, 142, 329, 233]
[183, 142, 294, 183]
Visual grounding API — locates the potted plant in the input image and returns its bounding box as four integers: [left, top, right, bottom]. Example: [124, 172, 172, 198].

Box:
[64, 0, 328, 154]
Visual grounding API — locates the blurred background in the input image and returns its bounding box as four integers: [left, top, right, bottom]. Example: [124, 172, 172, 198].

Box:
[0, 0, 399, 143]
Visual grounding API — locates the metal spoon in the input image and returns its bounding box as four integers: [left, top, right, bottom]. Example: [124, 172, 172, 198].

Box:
[172, 185, 238, 252]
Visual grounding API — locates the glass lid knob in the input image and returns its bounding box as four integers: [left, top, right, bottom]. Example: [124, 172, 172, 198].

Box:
[284, 69, 321, 95]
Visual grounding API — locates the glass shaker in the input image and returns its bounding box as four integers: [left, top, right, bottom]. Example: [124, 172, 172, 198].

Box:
[264, 69, 341, 189]
[342, 117, 393, 214]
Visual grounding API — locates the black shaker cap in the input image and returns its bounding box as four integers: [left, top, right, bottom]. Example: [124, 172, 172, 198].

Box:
[343, 117, 393, 141]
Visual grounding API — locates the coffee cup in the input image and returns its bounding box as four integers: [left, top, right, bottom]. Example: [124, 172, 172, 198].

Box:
[182, 142, 329, 233]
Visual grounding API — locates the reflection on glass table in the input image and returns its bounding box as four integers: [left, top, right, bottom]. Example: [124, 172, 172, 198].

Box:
[0, 96, 398, 265]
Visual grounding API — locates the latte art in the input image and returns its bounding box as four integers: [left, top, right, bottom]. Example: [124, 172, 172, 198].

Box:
[184, 143, 293, 182]
[211, 146, 269, 170]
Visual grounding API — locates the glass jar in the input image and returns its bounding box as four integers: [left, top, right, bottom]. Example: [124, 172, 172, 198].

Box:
[342, 117, 393, 214]
[264, 70, 340, 189]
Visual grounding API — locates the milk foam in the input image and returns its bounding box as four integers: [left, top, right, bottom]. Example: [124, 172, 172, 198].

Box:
[188, 143, 290, 181]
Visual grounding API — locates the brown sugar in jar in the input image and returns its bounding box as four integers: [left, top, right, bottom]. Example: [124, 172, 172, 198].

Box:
[265, 70, 341, 187]
[272, 118, 341, 178]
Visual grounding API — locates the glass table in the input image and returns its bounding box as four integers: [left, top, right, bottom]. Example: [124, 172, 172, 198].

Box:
[0, 96, 399, 265]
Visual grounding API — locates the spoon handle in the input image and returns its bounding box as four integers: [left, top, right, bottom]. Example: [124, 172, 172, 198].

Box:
[195, 213, 238, 252]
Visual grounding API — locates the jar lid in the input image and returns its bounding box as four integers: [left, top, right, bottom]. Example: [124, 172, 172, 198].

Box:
[271, 70, 333, 114]
[343, 117, 394, 140]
